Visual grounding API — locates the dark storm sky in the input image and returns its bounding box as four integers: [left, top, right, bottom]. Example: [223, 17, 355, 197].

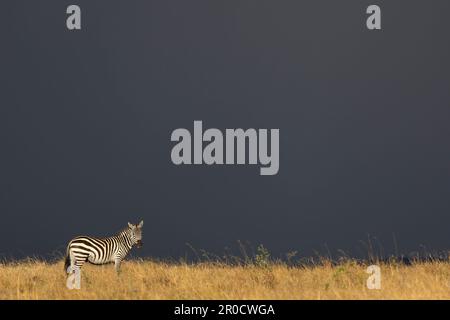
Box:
[1, 1, 449, 260]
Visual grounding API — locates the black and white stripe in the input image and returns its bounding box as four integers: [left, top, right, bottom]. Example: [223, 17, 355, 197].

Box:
[64, 221, 143, 274]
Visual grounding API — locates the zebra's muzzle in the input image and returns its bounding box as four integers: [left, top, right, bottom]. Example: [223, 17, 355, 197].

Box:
[136, 240, 143, 248]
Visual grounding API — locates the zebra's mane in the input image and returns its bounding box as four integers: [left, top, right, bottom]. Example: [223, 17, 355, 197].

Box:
[116, 226, 132, 237]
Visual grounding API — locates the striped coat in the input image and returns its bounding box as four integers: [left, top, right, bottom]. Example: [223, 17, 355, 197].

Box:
[64, 221, 143, 274]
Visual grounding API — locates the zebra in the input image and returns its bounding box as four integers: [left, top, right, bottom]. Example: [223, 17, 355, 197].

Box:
[64, 221, 144, 276]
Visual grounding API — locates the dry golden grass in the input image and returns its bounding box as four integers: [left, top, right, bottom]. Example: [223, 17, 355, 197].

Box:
[0, 259, 449, 299]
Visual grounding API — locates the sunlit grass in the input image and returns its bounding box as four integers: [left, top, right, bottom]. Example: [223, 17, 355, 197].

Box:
[0, 258, 449, 299]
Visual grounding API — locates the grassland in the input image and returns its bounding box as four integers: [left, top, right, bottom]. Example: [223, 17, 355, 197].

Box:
[0, 258, 449, 299]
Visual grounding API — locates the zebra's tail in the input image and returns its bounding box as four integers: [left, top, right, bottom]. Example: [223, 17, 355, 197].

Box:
[64, 246, 70, 274]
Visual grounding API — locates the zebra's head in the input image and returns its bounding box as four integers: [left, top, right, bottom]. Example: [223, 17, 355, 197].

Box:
[127, 221, 144, 248]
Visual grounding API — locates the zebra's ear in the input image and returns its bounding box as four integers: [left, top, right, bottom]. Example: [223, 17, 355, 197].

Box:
[138, 220, 144, 228]
[128, 222, 134, 229]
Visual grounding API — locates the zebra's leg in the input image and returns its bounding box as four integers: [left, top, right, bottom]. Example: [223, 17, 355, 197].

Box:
[65, 251, 78, 276]
[114, 258, 121, 274]
[67, 254, 83, 289]
[68, 252, 77, 274]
